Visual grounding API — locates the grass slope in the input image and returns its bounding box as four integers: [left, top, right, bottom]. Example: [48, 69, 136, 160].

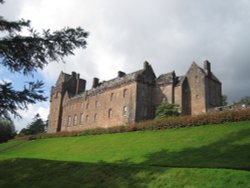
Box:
[0, 121, 250, 187]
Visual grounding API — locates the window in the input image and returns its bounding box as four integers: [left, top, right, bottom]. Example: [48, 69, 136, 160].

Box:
[86, 115, 89, 123]
[74, 114, 78, 125]
[86, 103, 89, 109]
[123, 106, 128, 116]
[108, 108, 113, 119]
[110, 93, 114, 101]
[95, 100, 99, 108]
[67, 116, 72, 126]
[94, 113, 98, 121]
[80, 113, 84, 124]
[123, 89, 128, 98]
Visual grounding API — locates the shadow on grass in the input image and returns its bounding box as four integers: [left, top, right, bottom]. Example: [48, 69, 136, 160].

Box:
[137, 126, 250, 170]
[0, 158, 168, 188]
[0, 127, 250, 187]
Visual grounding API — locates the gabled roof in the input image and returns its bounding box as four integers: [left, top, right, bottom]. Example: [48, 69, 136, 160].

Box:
[188, 62, 221, 84]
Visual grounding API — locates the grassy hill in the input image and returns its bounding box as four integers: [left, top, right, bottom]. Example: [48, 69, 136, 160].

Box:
[0, 121, 250, 187]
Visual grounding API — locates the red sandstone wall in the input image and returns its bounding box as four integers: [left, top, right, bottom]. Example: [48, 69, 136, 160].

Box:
[60, 82, 137, 131]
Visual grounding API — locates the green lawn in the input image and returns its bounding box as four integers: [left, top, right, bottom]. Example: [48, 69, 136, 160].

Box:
[0, 121, 250, 187]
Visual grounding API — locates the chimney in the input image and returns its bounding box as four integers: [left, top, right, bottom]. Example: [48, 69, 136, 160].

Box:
[71, 71, 77, 77]
[204, 60, 211, 76]
[92, 77, 99, 88]
[118, 71, 126, 78]
[143, 61, 150, 70]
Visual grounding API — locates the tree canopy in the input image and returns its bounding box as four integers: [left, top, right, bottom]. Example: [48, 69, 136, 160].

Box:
[0, 119, 16, 143]
[0, 1, 88, 120]
[19, 113, 47, 135]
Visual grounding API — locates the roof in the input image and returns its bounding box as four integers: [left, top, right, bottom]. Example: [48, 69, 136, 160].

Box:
[156, 72, 175, 85]
[73, 69, 146, 98]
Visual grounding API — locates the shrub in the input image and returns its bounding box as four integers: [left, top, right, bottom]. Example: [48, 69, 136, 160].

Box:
[14, 108, 250, 140]
[155, 102, 180, 119]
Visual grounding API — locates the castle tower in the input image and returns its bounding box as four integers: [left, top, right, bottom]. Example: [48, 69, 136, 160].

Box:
[184, 61, 222, 115]
[48, 72, 86, 133]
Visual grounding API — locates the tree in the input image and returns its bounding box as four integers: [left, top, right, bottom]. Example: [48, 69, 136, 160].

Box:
[237, 96, 250, 106]
[19, 113, 46, 135]
[0, 1, 88, 120]
[222, 95, 228, 106]
[0, 119, 16, 143]
[155, 102, 180, 119]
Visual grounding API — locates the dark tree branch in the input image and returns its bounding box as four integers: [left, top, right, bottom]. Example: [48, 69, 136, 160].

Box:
[0, 81, 47, 120]
[0, 1, 89, 120]
[0, 27, 88, 74]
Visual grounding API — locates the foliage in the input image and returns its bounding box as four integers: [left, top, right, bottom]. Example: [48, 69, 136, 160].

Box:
[19, 114, 47, 135]
[155, 102, 180, 119]
[14, 108, 250, 141]
[237, 96, 250, 106]
[0, 81, 46, 120]
[222, 94, 228, 106]
[0, 119, 16, 143]
[0, 1, 88, 120]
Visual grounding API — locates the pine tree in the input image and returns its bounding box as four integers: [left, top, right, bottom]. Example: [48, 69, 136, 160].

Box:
[19, 113, 46, 135]
[0, 1, 88, 120]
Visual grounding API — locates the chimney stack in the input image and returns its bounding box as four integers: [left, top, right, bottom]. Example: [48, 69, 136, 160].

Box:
[204, 60, 211, 76]
[118, 71, 126, 78]
[143, 61, 150, 70]
[92, 77, 99, 88]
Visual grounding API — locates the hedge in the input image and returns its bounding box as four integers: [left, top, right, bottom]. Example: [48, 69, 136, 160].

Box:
[15, 108, 250, 140]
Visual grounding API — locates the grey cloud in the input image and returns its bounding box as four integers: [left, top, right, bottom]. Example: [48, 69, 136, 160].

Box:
[2, 0, 250, 104]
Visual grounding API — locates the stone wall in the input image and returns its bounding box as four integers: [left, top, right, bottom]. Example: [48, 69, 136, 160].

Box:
[186, 63, 207, 115]
[60, 82, 137, 131]
[48, 61, 222, 133]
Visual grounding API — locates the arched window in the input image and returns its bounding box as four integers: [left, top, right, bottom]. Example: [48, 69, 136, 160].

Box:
[86, 115, 89, 123]
[123, 89, 128, 98]
[110, 93, 114, 101]
[108, 108, 113, 119]
[95, 100, 99, 108]
[80, 113, 84, 125]
[74, 114, 78, 125]
[123, 106, 128, 116]
[68, 116, 72, 126]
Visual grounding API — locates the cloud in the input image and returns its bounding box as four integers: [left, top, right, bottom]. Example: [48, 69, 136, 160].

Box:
[13, 102, 49, 132]
[1, 0, 250, 130]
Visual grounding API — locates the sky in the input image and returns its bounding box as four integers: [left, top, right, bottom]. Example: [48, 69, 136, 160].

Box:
[1, 0, 250, 131]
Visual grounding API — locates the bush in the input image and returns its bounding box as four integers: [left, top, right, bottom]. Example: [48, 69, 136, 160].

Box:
[14, 108, 250, 141]
[155, 102, 180, 119]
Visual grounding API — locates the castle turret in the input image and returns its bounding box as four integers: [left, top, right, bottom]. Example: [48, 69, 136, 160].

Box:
[48, 71, 86, 133]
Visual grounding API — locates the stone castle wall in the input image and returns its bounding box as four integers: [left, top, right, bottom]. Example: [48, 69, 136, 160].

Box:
[48, 61, 222, 133]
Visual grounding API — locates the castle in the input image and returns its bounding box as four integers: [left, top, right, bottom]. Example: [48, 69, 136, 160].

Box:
[48, 61, 222, 133]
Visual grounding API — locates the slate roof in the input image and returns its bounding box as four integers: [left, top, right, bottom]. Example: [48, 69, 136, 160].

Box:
[71, 69, 145, 98]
